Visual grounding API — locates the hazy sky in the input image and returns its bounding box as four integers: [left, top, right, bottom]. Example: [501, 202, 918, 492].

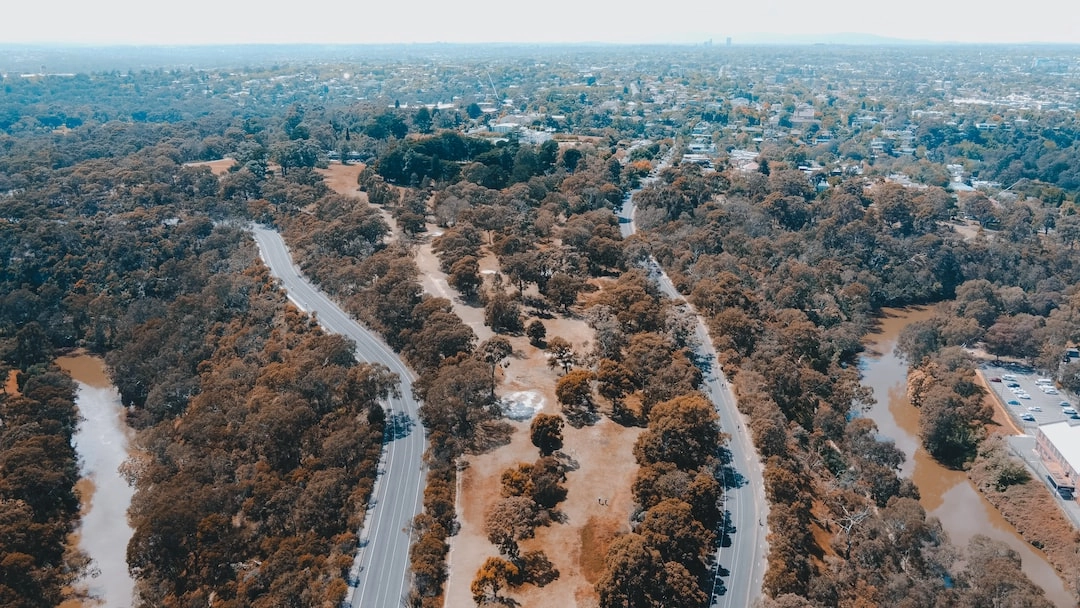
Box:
[6, 0, 1079, 45]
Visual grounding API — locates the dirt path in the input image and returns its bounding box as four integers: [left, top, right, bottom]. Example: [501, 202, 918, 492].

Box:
[413, 227, 494, 342]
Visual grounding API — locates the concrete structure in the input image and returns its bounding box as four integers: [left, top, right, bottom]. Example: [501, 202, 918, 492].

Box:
[1036, 421, 1080, 494]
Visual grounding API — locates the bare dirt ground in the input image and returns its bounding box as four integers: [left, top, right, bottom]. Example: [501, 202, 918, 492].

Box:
[4, 369, 19, 395]
[443, 327, 643, 608]
[316, 162, 365, 197]
[412, 246, 642, 607]
[182, 158, 236, 175]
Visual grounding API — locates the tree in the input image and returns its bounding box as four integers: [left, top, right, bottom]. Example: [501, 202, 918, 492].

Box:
[529, 414, 564, 456]
[484, 496, 538, 558]
[538, 139, 559, 170]
[596, 533, 662, 608]
[477, 336, 513, 397]
[596, 358, 635, 410]
[449, 256, 482, 300]
[413, 107, 433, 134]
[466, 103, 483, 120]
[634, 394, 721, 471]
[484, 291, 523, 334]
[471, 556, 520, 604]
[957, 536, 1053, 608]
[555, 369, 593, 409]
[562, 148, 583, 173]
[983, 314, 1043, 361]
[637, 498, 714, 568]
[526, 320, 547, 347]
[545, 336, 576, 374]
[543, 271, 585, 311]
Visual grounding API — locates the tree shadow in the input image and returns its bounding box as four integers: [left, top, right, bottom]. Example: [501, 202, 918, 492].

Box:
[552, 450, 580, 472]
[717, 510, 735, 548]
[607, 403, 643, 427]
[716, 447, 747, 491]
[563, 404, 600, 428]
[710, 570, 729, 599]
[383, 411, 415, 443]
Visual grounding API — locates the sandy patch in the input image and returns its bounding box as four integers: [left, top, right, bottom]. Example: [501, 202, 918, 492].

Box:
[183, 158, 236, 175]
[502, 390, 546, 421]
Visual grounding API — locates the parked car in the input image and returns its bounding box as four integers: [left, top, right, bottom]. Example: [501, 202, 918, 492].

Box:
[1028, 406, 1042, 412]
[1063, 408, 1077, 415]
[1006, 382, 1021, 388]
[1008, 400, 1021, 406]
[1059, 401, 1071, 407]
[1003, 374, 1017, 381]
[1021, 413, 1036, 421]
[1018, 393, 1032, 399]
[989, 377, 1002, 382]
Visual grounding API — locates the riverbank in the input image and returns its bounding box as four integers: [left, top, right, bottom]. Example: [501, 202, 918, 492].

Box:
[55, 353, 136, 608]
[861, 308, 1076, 607]
[968, 438, 1080, 601]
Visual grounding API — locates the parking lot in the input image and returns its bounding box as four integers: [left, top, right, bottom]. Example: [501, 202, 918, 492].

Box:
[982, 362, 1080, 429]
[982, 363, 1080, 528]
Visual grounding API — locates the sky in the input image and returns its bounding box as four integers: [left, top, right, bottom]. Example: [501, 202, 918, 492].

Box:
[5, 0, 1080, 46]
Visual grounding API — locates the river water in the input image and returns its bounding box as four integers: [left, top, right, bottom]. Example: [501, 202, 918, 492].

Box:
[56, 354, 136, 608]
[860, 308, 1075, 607]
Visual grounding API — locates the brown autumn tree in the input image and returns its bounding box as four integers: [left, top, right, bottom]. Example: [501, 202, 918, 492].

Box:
[633, 393, 722, 471]
[471, 556, 520, 605]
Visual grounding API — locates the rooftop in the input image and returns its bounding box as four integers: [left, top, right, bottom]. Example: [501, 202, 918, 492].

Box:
[1041, 421, 1080, 473]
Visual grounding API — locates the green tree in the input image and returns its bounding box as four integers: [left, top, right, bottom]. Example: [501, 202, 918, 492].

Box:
[529, 414, 564, 456]
[414, 106, 433, 134]
[449, 255, 482, 299]
[526, 320, 547, 347]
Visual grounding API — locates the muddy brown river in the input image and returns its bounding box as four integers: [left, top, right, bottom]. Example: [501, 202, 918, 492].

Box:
[861, 308, 1075, 607]
[56, 354, 136, 608]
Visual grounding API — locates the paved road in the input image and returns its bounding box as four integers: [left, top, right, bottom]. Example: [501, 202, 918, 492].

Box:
[250, 226, 426, 608]
[617, 159, 768, 608]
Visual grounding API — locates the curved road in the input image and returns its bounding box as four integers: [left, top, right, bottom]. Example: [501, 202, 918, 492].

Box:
[618, 159, 768, 608]
[250, 226, 426, 608]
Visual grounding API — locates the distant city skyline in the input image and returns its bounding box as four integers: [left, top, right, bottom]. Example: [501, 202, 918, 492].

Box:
[6, 0, 1080, 46]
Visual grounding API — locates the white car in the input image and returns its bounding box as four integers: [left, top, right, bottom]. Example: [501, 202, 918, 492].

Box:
[1042, 387, 1059, 395]
[1028, 406, 1042, 412]
[1018, 393, 1031, 399]
[1021, 413, 1036, 422]
[1063, 408, 1077, 415]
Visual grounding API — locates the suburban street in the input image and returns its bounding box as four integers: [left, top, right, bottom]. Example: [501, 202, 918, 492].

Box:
[618, 160, 769, 608]
[250, 226, 426, 608]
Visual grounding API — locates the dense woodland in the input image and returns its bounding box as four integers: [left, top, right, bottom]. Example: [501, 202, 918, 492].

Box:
[3, 46, 1080, 608]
